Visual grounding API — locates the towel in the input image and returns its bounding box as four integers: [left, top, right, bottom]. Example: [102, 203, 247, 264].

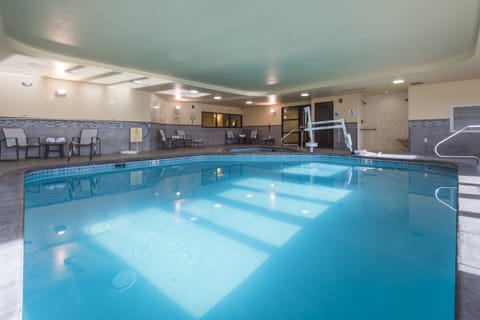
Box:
[55, 137, 66, 143]
[46, 137, 56, 143]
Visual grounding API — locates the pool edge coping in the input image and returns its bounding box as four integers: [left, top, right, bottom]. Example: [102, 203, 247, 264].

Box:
[1, 151, 479, 320]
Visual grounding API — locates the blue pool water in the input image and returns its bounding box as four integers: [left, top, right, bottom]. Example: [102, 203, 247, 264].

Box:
[23, 157, 457, 320]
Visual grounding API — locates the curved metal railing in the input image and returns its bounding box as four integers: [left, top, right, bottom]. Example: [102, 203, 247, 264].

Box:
[434, 125, 480, 165]
[434, 186, 457, 212]
[281, 129, 304, 151]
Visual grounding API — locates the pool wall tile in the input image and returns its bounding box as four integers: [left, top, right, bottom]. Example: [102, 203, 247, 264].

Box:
[25, 154, 457, 183]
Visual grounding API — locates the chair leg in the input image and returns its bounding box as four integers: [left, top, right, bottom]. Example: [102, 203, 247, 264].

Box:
[67, 143, 74, 162]
[16, 147, 20, 160]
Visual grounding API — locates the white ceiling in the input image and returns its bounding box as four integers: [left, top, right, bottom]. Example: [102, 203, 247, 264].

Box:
[0, 0, 479, 106]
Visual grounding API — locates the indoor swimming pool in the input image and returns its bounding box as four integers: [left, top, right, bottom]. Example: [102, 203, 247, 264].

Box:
[23, 155, 458, 320]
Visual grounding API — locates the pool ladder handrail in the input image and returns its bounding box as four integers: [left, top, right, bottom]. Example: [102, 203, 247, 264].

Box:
[434, 125, 480, 165]
[434, 186, 457, 212]
[281, 128, 304, 151]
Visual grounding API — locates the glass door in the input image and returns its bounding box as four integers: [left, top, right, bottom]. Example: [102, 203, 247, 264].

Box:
[281, 106, 307, 145]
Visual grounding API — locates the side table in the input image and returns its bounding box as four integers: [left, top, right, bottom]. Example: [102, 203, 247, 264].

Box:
[43, 142, 66, 158]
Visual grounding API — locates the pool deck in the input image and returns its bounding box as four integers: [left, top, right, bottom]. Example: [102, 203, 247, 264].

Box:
[0, 146, 479, 320]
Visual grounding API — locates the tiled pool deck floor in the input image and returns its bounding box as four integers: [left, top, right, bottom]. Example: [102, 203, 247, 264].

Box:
[1, 146, 479, 320]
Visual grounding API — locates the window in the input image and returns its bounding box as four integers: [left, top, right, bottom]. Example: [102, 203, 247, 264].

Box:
[450, 105, 480, 132]
[202, 112, 242, 128]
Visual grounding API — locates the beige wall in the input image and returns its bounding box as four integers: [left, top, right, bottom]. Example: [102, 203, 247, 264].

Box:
[360, 92, 408, 152]
[312, 93, 361, 123]
[150, 95, 244, 125]
[243, 105, 282, 126]
[408, 78, 480, 120]
[0, 72, 151, 121]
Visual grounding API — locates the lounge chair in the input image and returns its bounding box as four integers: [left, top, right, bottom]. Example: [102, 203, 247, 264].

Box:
[176, 129, 192, 147]
[247, 130, 259, 144]
[0, 128, 40, 160]
[68, 129, 101, 161]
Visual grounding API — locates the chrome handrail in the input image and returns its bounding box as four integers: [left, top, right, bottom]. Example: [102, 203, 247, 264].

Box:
[434, 125, 480, 165]
[434, 187, 457, 212]
[281, 128, 304, 150]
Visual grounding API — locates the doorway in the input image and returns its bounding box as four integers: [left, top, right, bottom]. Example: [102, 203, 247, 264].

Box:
[314, 101, 334, 148]
[281, 105, 306, 146]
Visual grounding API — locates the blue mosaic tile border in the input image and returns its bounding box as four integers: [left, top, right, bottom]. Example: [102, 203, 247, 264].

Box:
[408, 119, 449, 128]
[25, 154, 457, 183]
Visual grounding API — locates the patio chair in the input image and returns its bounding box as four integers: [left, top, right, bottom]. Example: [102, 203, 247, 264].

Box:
[159, 129, 174, 148]
[247, 129, 259, 144]
[225, 130, 235, 144]
[0, 128, 40, 160]
[68, 129, 101, 161]
[176, 129, 192, 147]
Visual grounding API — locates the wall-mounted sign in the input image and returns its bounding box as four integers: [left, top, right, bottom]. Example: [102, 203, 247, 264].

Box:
[130, 127, 142, 143]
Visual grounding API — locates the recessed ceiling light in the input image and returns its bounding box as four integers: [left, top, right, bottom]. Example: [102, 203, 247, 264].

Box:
[245, 101, 253, 104]
[189, 90, 199, 94]
[175, 105, 181, 110]
[300, 93, 309, 97]
[392, 79, 405, 84]
[384, 90, 390, 94]
[131, 79, 143, 84]
[214, 96, 222, 100]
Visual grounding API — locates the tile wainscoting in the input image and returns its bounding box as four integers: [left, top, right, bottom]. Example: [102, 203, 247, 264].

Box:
[409, 119, 480, 157]
[0, 118, 286, 160]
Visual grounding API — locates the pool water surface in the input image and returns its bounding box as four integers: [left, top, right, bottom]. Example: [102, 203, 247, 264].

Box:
[23, 159, 457, 320]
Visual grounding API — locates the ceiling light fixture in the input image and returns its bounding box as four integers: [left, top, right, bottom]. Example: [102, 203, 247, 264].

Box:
[131, 79, 143, 84]
[300, 93, 309, 97]
[392, 79, 405, 84]
[268, 95, 276, 104]
[214, 96, 222, 100]
[189, 90, 199, 94]
[55, 89, 67, 97]
[245, 101, 253, 104]
[175, 105, 181, 110]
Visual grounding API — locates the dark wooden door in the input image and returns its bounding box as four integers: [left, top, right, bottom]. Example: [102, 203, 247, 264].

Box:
[314, 101, 334, 148]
